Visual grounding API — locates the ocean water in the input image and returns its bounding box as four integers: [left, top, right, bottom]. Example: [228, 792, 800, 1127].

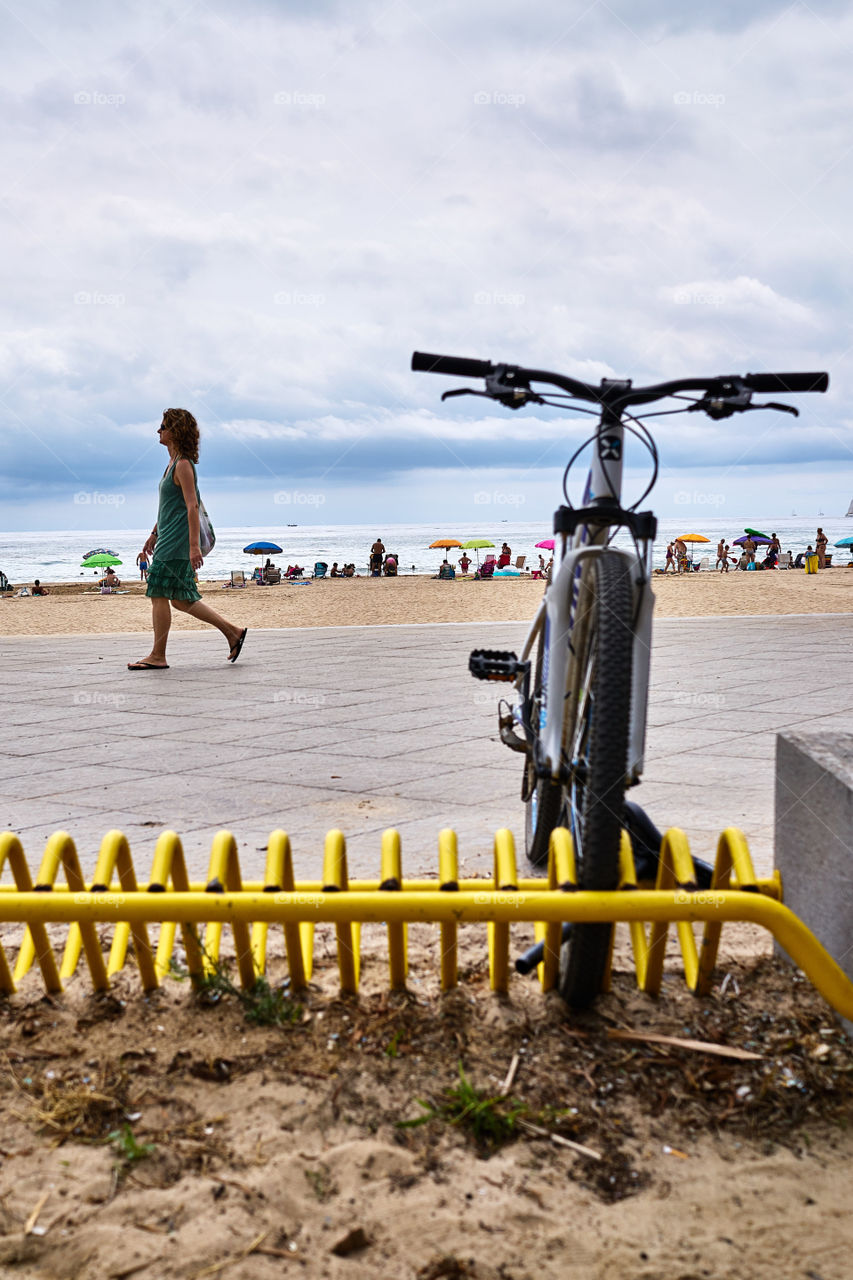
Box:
[0, 516, 850, 585]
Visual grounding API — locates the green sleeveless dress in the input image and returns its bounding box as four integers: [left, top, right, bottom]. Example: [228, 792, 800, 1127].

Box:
[146, 458, 202, 603]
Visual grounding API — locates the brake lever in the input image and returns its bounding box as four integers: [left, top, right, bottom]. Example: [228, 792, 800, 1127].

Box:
[441, 387, 493, 402]
[440, 386, 545, 410]
[759, 401, 799, 417]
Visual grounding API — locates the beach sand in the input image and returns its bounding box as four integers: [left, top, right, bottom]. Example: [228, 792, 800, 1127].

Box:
[1, 566, 852, 636]
[3, 568, 852, 1277]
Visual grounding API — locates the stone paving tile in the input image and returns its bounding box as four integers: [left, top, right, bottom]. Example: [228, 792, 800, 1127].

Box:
[4, 617, 853, 882]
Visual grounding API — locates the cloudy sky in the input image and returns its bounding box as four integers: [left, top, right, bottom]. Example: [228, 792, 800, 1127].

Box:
[1, 0, 850, 533]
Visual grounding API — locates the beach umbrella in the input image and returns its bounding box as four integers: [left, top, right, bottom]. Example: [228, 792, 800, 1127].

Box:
[834, 536, 853, 547]
[676, 534, 710, 544]
[461, 538, 494, 566]
[429, 537, 462, 568]
[83, 547, 118, 560]
[81, 553, 122, 568]
[244, 541, 283, 583]
[732, 534, 771, 547]
[744, 527, 770, 539]
[535, 539, 555, 551]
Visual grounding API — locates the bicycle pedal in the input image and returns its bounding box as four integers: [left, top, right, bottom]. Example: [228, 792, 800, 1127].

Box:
[469, 649, 526, 682]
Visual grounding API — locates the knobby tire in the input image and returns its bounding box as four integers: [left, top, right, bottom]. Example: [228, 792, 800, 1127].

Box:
[524, 550, 634, 1008]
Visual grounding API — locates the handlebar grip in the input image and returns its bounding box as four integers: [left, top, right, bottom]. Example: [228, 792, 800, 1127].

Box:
[411, 351, 494, 378]
[744, 371, 829, 393]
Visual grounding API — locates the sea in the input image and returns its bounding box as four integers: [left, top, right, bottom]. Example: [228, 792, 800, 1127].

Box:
[0, 516, 850, 585]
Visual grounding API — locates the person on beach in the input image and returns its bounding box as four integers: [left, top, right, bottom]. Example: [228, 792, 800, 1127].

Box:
[136, 551, 149, 581]
[498, 542, 511, 568]
[719, 544, 731, 573]
[100, 567, 121, 589]
[128, 408, 246, 671]
[330, 562, 340, 577]
[674, 537, 687, 573]
[664, 542, 675, 573]
[31, 579, 50, 595]
[816, 527, 828, 569]
[458, 552, 471, 575]
[743, 535, 756, 564]
[716, 538, 726, 570]
[369, 538, 385, 576]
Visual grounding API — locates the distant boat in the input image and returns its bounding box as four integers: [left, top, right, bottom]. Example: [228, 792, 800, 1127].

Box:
[791, 509, 797, 517]
[846, 499, 853, 517]
[287, 523, 298, 527]
[818, 509, 825, 517]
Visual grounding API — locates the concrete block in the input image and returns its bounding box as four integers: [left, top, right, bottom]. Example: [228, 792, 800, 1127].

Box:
[775, 730, 853, 1037]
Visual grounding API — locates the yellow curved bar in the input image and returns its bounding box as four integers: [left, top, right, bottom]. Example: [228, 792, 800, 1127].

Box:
[540, 828, 577, 991]
[92, 830, 157, 991]
[490, 828, 517, 993]
[205, 830, 255, 990]
[1, 831, 59, 993]
[381, 829, 407, 989]
[323, 830, 358, 993]
[34, 832, 108, 991]
[265, 830, 310, 988]
[148, 831, 202, 983]
[438, 828, 458, 991]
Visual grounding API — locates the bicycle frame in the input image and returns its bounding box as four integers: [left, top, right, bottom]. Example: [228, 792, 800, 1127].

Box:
[516, 403, 655, 787]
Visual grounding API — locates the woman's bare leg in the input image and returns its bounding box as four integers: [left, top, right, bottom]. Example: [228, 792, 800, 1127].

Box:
[129, 597, 172, 666]
[172, 598, 243, 652]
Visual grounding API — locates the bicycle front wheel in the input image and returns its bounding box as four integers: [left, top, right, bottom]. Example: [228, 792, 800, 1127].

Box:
[558, 549, 634, 1008]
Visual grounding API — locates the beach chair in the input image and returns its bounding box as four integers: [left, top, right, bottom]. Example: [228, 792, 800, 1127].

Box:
[229, 570, 246, 588]
[477, 555, 496, 579]
[437, 563, 456, 580]
[514, 555, 527, 571]
[265, 568, 281, 584]
[695, 556, 709, 571]
[777, 552, 792, 570]
[313, 562, 328, 578]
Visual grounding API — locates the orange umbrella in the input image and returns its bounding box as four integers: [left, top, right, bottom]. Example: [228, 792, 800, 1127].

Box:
[429, 538, 462, 570]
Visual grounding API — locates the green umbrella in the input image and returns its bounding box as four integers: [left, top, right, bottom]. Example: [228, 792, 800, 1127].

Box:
[461, 538, 494, 566]
[744, 528, 770, 539]
[81, 553, 123, 568]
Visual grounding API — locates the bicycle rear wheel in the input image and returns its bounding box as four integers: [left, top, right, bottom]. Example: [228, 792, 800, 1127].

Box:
[558, 549, 633, 1007]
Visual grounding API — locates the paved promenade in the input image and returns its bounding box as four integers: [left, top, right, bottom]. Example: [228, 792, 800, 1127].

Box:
[2, 615, 852, 881]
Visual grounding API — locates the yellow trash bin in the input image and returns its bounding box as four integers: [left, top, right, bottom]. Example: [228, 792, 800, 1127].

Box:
[805, 553, 819, 574]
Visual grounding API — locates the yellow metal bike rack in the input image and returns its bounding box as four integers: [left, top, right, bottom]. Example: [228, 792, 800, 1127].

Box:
[1, 825, 852, 1022]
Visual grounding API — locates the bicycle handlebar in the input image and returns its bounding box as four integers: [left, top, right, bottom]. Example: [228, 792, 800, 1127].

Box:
[742, 372, 828, 393]
[411, 351, 495, 378]
[411, 351, 829, 405]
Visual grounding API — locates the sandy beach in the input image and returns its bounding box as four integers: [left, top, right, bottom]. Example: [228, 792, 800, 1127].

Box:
[1, 567, 852, 636]
[3, 572, 853, 1278]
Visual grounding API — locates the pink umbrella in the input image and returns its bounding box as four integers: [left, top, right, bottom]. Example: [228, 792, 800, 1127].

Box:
[535, 538, 555, 551]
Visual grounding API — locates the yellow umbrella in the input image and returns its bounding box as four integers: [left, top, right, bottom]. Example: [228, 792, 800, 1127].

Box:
[676, 534, 710, 543]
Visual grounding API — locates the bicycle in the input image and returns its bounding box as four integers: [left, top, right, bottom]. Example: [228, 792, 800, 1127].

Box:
[412, 351, 829, 1007]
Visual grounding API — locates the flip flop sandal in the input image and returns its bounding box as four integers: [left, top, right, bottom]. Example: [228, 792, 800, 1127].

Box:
[228, 628, 248, 663]
[127, 661, 170, 670]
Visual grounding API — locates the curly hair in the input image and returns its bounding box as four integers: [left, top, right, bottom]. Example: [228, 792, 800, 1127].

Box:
[161, 408, 199, 463]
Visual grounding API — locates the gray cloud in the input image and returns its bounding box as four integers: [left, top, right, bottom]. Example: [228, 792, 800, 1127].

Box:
[0, 0, 848, 529]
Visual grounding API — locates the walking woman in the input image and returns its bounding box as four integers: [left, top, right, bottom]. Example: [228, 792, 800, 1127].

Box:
[128, 409, 247, 670]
